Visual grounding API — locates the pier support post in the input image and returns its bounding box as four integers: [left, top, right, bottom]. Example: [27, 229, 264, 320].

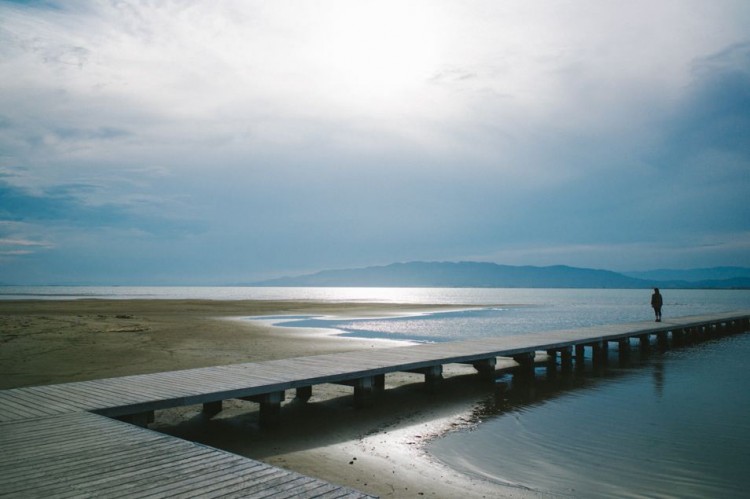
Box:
[244, 391, 285, 427]
[406, 366, 443, 392]
[639, 334, 651, 352]
[657, 331, 669, 351]
[512, 353, 536, 380]
[472, 358, 497, 381]
[336, 376, 378, 408]
[575, 344, 586, 370]
[591, 341, 605, 367]
[695, 326, 704, 342]
[546, 350, 558, 378]
[353, 376, 375, 408]
[702, 325, 710, 340]
[202, 400, 223, 417]
[672, 329, 684, 347]
[618, 339, 630, 363]
[374, 373, 386, 393]
[718, 322, 727, 336]
[560, 347, 573, 373]
[295, 386, 312, 403]
[422, 366, 443, 391]
[684, 327, 696, 344]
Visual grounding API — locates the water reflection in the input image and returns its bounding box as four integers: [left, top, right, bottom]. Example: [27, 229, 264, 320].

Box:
[652, 360, 664, 399]
[430, 334, 750, 498]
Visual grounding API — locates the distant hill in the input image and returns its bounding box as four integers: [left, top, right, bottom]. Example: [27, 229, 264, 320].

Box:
[623, 267, 750, 283]
[252, 261, 750, 289]
[254, 261, 637, 288]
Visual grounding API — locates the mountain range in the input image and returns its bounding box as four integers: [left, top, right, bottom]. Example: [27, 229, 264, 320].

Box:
[252, 262, 750, 289]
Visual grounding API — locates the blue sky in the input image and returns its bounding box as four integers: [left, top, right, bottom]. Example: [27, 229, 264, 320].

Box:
[1, 0, 749, 284]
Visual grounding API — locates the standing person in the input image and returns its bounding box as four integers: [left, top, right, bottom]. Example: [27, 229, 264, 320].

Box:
[651, 288, 663, 322]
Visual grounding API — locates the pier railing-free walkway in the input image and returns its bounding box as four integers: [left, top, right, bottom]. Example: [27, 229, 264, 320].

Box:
[1, 310, 748, 497]
[1, 411, 371, 498]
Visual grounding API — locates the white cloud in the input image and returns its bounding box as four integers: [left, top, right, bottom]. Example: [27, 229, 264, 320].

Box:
[1, 1, 749, 282]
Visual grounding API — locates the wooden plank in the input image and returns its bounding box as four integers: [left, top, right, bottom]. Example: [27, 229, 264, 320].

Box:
[218, 472, 311, 498]
[1, 413, 357, 499]
[0, 397, 36, 421]
[94, 376, 191, 400]
[0, 440, 193, 491]
[61, 453, 236, 497]
[2, 388, 81, 415]
[152, 466, 288, 498]
[21, 385, 101, 410]
[57, 379, 155, 406]
[267, 480, 340, 498]
[0, 389, 71, 416]
[0, 395, 60, 421]
[108, 459, 276, 498]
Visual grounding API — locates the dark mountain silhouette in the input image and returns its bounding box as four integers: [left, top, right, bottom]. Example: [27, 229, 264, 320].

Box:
[623, 267, 750, 282]
[252, 261, 750, 289]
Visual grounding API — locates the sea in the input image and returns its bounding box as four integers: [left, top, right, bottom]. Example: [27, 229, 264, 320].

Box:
[3, 286, 749, 497]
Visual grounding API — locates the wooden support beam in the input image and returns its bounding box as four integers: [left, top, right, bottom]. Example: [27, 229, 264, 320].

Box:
[591, 341, 605, 366]
[337, 377, 377, 408]
[683, 327, 696, 344]
[657, 331, 669, 351]
[546, 349, 558, 378]
[472, 357, 497, 381]
[671, 329, 684, 347]
[512, 352, 535, 379]
[406, 365, 443, 391]
[242, 391, 285, 427]
[202, 400, 222, 417]
[576, 344, 586, 371]
[353, 376, 375, 408]
[295, 386, 312, 403]
[639, 334, 651, 351]
[618, 338, 630, 363]
[374, 373, 386, 392]
[559, 346, 573, 373]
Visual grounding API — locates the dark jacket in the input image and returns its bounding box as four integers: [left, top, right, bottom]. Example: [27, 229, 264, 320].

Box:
[651, 292, 663, 308]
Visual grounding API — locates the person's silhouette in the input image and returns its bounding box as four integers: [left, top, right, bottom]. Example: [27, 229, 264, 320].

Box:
[651, 288, 663, 322]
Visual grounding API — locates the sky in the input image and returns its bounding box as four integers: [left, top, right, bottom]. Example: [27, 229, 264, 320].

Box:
[1, 0, 749, 285]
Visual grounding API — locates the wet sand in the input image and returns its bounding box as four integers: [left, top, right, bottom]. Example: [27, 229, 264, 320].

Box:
[0, 299, 538, 498]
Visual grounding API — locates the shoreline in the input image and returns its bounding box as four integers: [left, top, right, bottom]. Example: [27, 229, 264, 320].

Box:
[0, 299, 536, 498]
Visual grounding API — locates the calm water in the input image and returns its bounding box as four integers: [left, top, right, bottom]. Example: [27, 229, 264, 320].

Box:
[4, 286, 749, 496]
[430, 335, 750, 498]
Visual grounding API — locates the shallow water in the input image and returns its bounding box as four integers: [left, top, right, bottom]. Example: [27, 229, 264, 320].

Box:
[429, 334, 750, 498]
[254, 288, 750, 342]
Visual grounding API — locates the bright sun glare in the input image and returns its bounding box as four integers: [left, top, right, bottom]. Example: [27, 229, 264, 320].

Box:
[311, 3, 440, 105]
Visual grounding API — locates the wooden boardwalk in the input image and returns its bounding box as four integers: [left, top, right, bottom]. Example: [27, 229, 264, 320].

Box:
[1, 310, 748, 497]
[0, 411, 370, 498]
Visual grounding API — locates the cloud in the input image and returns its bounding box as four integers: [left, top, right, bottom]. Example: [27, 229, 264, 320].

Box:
[0, 220, 53, 264]
[1, 1, 750, 283]
[671, 42, 750, 158]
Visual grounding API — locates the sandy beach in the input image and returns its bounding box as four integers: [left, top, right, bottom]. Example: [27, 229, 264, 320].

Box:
[0, 299, 538, 498]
